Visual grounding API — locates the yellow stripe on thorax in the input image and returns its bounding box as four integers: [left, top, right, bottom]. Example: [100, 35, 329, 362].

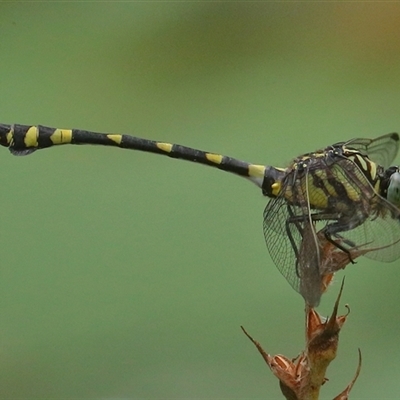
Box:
[352, 153, 378, 182]
[301, 173, 329, 209]
[331, 164, 362, 202]
[369, 162, 377, 181]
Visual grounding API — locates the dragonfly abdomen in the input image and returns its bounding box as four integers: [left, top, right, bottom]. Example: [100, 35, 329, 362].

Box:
[0, 124, 268, 186]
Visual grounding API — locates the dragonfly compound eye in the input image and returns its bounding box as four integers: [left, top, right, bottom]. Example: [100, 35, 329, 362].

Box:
[387, 170, 400, 208]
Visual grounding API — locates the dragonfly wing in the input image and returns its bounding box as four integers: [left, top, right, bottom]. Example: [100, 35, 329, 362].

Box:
[344, 133, 399, 168]
[334, 198, 400, 262]
[328, 157, 400, 261]
[263, 194, 322, 305]
[263, 196, 301, 294]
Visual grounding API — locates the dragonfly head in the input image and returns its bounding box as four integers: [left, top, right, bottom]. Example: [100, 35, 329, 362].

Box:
[381, 166, 400, 208]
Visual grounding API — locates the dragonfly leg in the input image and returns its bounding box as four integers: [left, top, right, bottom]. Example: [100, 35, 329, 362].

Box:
[321, 212, 369, 264]
[323, 230, 357, 264]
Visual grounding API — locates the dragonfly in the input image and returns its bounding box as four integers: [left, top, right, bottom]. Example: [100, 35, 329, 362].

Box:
[0, 123, 399, 306]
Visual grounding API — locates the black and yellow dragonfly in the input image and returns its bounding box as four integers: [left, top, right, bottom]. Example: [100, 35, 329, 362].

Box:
[1, 124, 399, 306]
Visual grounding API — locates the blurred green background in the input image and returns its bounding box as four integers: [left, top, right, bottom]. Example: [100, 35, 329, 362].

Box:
[0, 3, 400, 399]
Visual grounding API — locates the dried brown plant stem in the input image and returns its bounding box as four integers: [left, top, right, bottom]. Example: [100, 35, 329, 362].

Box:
[241, 280, 362, 399]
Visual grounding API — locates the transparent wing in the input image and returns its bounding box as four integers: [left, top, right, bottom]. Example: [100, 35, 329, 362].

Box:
[337, 207, 400, 262]
[263, 196, 301, 293]
[343, 133, 399, 168]
[327, 157, 400, 261]
[263, 191, 322, 305]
